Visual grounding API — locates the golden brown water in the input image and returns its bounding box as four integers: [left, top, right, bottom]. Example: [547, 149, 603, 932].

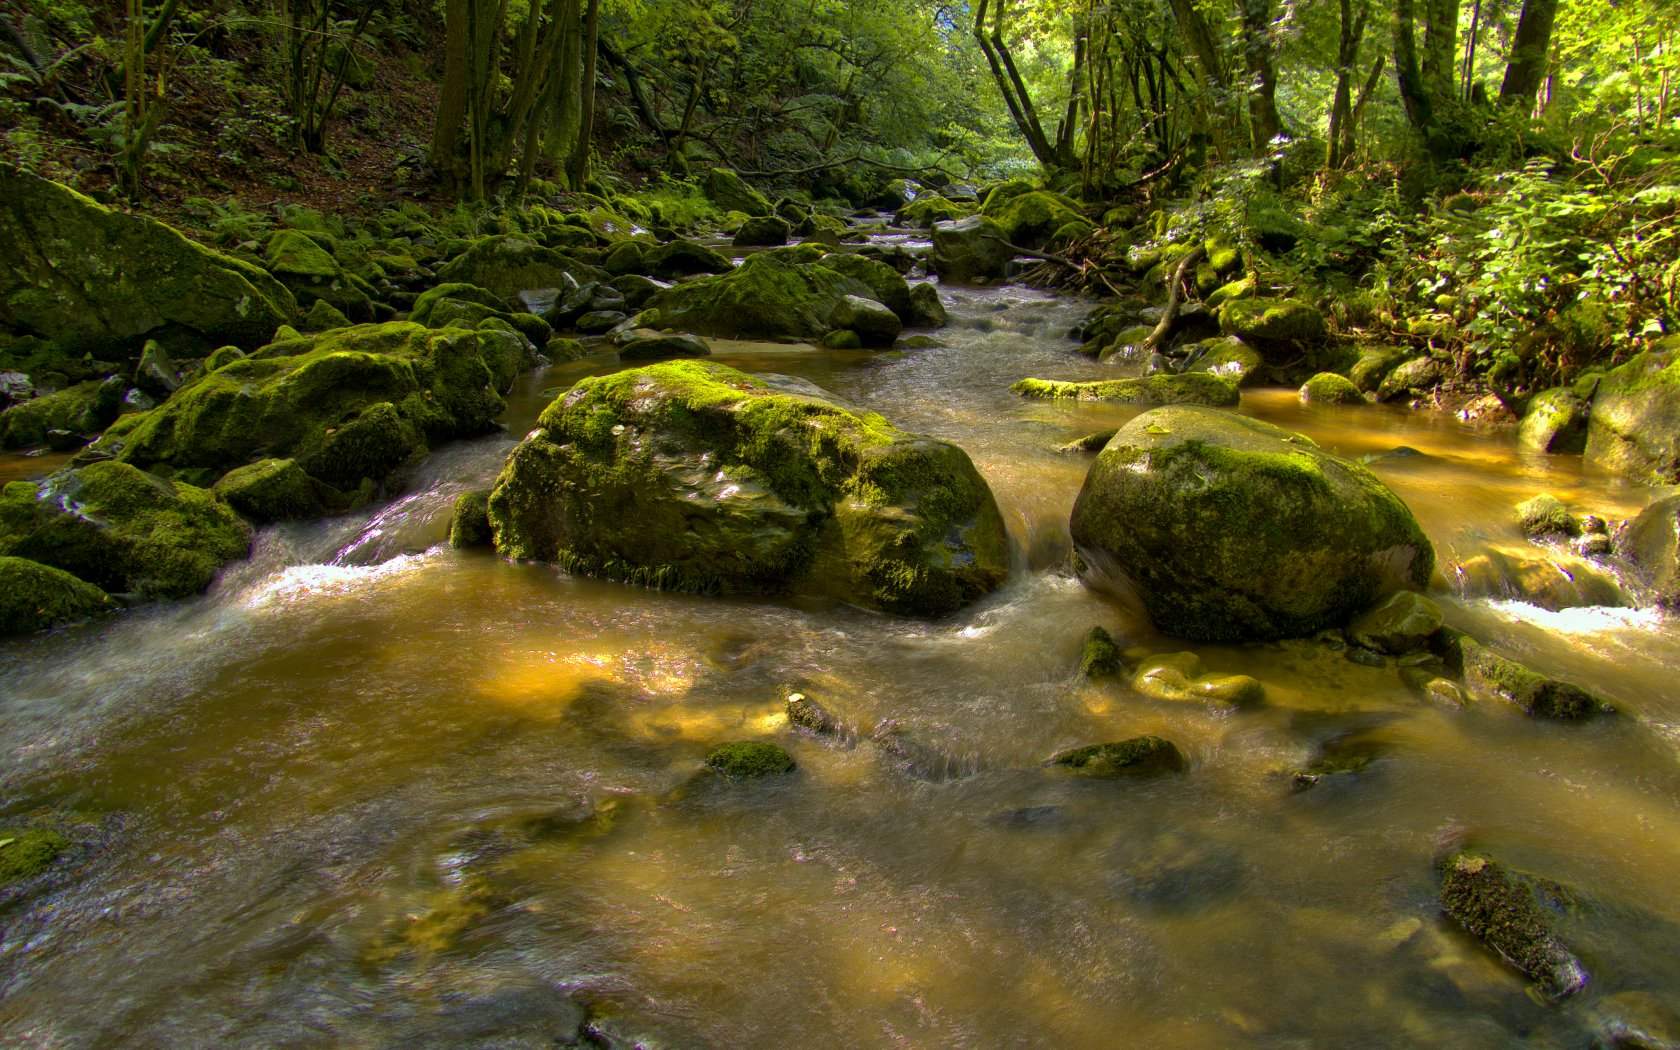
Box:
[3, 252, 1680, 1047]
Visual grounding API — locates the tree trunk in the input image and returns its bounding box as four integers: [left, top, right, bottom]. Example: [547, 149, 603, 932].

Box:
[973, 0, 1063, 171]
[1325, 0, 1365, 169]
[1499, 0, 1558, 108]
[1239, 0, 1283, 153]
[432, 0, 469, 180]
[568, 0, 601, 188]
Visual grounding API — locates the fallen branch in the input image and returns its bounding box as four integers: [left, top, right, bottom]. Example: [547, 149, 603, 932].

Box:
[1141, 245, 1206, 353]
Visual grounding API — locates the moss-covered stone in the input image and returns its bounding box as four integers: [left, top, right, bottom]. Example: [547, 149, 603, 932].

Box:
[435, 235, 607, 298]
[0, 170, 297, 356]
[644, 252, 880, 343]
[1518, 387, 1590, 455]
[1348, 590, 1442, 654]
[645, 239, 733, 279]
[896, 194, 972, 228]
[1516, 494, 1580, 539]
[1299, 372, 1364, 405]
[1584, 349, 1680, 483]
[487, 361, 1009, 617]
[0, 555, 115, 635]
[212, 458, 326, 523]
[1439, 851, 1589, 1001]
[99, 322, 506, 495]
[1132, 651, 1266, 707]
[449, 488, 493, 548]
[1079, 625, 1122, 678]
[703, 169, 773, 217]
[981, 190, 1091, 248]
[1071, 407, 1435, 641]
[1179, 337, 1264, 387]
[1622, 495, 1680, 608]
[1047, 736, 1185, 778]
[733, 215, 790, 247]
[1, 378, 122, 449]
[830, 294, 901, 348]
[1376, 356, 1451, 402]
[1349, 347, 1410, 393]
[816, 253, 913, 322]
[930, 215, 1013, 283]
[705, 740, 795, 778]
[907, 283, 947, 328]
[0, 827, 69, 885]
[1218, 297, 1326, 354]
[1438, 629, 1610, 719]
[409, 282, 510, 329]
[0, 462, 251, 599]
[265, 230, 374, 321]
[1058, 429, 1117, 454]
[1448, 546, 1627, 611]
[1011, 372, 1240, 407]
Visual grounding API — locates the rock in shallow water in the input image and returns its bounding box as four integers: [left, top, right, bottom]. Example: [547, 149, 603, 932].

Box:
[1438, 851, 1589, 1001]
[1046, 736, 1186, 778]
[1070, 406, 1435, 642]
[486, 361, 1009, 617]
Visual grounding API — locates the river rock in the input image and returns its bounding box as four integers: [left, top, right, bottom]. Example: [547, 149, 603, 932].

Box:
[92, 322, 514, 496]
[1070, 406, 1435, 642]
[1180, 337, 1264, 386]
[448, 489, 493, 549]
[907, 283, 947, 328]
[705, 741, 795, 778]
[410, 282, 515, 329]
[618, 332, 710, 361]
[0, 825, 68, 885]
[1591, 991, 1680, 1050]
[1217, 297, 1326, 355]
[897, 194, 970, 228]
[1046, 737, 1185, 778]
[212, 458, 328, 523]
[436, 235, 607, 299]
[816, 252, 913, 322]
[0, 555, 117, 635]
[1348, 590, 1443, 654]
[1516, 493, 1580, 538]
[0, 462, 251, 599]
[1299, 372, 1363, 405]
[1518, 386, 1591, 454]
[733, 215, 790, 247]
[930, 215, 1013, 283]
[1011, 373, 1239, 406]
[1132, 651, 1266, 707]
[1438, 851, 1589, 1001]
[264, 229, 376, 321]
[830, 295, 900, 348]
[1079, 625, 1122, 678]
[1620, 495, 1680, 607]
[487, 361, 1009, 617]
[1585, 346, 1680, 483]
[1438, 629, 1611, 719]
[1377, 355, 1451, 402]
[981, 190, 1091, 248]
[1, 379, 122, 449]
[0, 169, 296, 356]
[1447, 546, 1628, 610]
[645, 239, 733, 279]
[643, 252, 888, 343]
[703, 168, 773, 217]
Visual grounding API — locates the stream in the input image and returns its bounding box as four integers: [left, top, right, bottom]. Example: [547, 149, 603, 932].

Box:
[3, 221, 1679, 1048]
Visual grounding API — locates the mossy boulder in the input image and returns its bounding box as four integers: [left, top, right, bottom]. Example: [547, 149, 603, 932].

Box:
[930, 215, 1013, 283]
[1349, 347, 1411, 393]
[1437, 629, 1610, 719]
[907, 283, 947, 328]
[830, 295, 901, 348]
[981, 190, 1091, 248]
[1217, 297, 1327, 355]
[1621, 495, 1680, 608]
[703, 169, 773, 217]
[1047, 737, 1185, 778]
[1439, 851, 1589, 1001]
[1584, 349, 1680, 483]
[212, 458, 327, 523]
[816, 252, 913, 322]
[449, 489, 493, 549]
[0, 555, 116, 635]
[644, 252, 882, 343]
[409, 282, 513, 329]
[1011, 373, 1240, 407]
[645, 239, 733, 279]
[0, 170, 297, 358]
[486, 361, 1009, 616]
[1348, 590, 1442, 654]
[0, 827, 69, 886]
[1516, 494, 1579, 539]
[264, 230, 375, 321]
[98, 323, 508, 495]
[0, 462, 251, 599]
[896, 195, 972, 228]
[1377, 356, 1451, 402]
[1518, 387, 1590, 454]
[1132, 651, 1266, 707]
[1070, 406, 1435, 641]
[435, 235, 607, 299]
[705, 741, 795, 778]
[1180, 338, 1264, 387]
[1299, 372, 1364, 405]
[1078, 625, 1122, 677]
[733, 215, 790, 247]
[1, 378, 122, 449]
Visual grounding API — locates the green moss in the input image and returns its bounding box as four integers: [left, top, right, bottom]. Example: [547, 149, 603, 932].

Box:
[981, 190, 1091, 247]
[1299, 372, 1364, 405]
[1349, 347, 1410, 393]
[705, 741, 795, 778]
[1515, 494, 1580, 538]
[1048, 736, 1185, 778]
[0, 555, 115, 635]
[646, 252, 873, 341]
[1439, 852, 1588, 1000]
[1452, 633, 1608, 719]
[929, 215, 1013, 283]
[1584, 350, 1680, 483]
[1011, 373, 1240, 407]
[702, 168, 773, 216]
[1218, 297, 1327, 349]
[1179, 338, 1264, 387]
[212, 458, 326, 523]
[449, 489, 493, 548]
[265, 229, 339, 279]
[1, 379, 121, 449]
[435, 235, 606, 299]
[0, 827, 69, 885]
[0, 461, 251, 599]
[897, 195, 972, 228]
[1079, 625, 1123, 677]
[1517, 387, 1590, 455]
[815, 253, 912, 321]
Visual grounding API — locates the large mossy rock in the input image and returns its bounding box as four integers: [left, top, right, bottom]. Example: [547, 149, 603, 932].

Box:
[1069, 406, 1434, 641]
[1217, 297, 1327, 355]
[896, 195, 972, 228]
[644, 253, 894, 345]
[1012, 373, 1239, 407]
[1, 378, 122, 449]
[435, 235, 607, 299]
[0, 462, 251, 599]
[980, 190, 1091, 248]
[1584, 349, 1680, 483]
[929, 215, 1013, 283]
[0, 555, 116, 635]
[815, 252, 913, 322]
[1622, 494, 1680, 608]
[0, 169, 296, 355]
[1518, 386, 1590, 454]
[96, 322, 512, 494]
[263, 230, 375, 321]
[486, 361, 1009, 616]
[703, 168, 773, 217]
[1439, 852, 1589, 1001]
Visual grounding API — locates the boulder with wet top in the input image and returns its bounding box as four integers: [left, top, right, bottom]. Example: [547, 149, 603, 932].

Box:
[1070, 406, 1435, 641]
[486, 361, 1009, 616]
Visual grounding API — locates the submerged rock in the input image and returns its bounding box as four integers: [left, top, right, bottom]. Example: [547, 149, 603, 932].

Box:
[1348, 591, 1443, 654]
[1437, 629, 1611, 719]
[1585, 346, 1680, 483]
[1438, 851, 1589, 1001]
[705, 741, 795, 778]
[1132, 651, 1266, 707]
[0, 555, 116, 635]
[0, 170, 296, 356]
[1516, 494, 1580, 539]
[1447, 546, 1627, 610]
[0, 461, 250, 599]
[1071, 406, 1435, 642]
[1046, 736, 1185, 778]
[1011, 373, 1239, 406]
[486, 361, 1009, 617]
[1078, 625, 1123, 678]
[0, 826, 68, 886]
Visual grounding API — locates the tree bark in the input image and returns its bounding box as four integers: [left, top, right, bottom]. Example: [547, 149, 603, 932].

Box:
[432, 0, 470, 176]
[1239, 0, 1283, 153]
[568, 0, 601, 187]
[1499, 0, 1558, 108]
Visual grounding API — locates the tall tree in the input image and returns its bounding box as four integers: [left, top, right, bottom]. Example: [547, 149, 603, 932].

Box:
[1237, 0, 1283, 153]
[1499, 0, 1559, 108]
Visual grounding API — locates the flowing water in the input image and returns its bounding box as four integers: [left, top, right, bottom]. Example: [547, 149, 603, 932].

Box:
[3, 227, 1679, 1048]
